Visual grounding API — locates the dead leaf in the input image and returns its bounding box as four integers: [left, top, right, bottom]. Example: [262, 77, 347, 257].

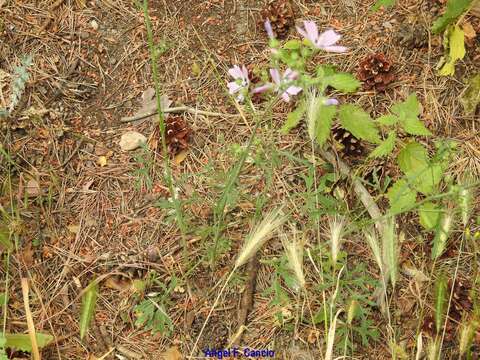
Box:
[161, 347, 182, 360]
[173, 149, 188, 164]
[21, 243, 34, 266]
[462, 22, 476, 39]
[25, 179, 41, 197]
[119, 131, 147, 151]
[97, 156, 107, 167]
[67, 224, 80, 234]
[132, 88, 172, 123]
[104, 276, 132, 291]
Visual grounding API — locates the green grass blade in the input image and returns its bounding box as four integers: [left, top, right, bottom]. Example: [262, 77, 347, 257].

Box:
[79, 281, 98, 340]
[434, 274, 448, 334]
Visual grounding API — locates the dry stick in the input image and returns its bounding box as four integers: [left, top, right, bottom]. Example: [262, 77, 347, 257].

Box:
[119, 106, 238, 123]
[317, 148, 385, 234]
[233, 255, 259, 345]
[21, 278, 41, 360]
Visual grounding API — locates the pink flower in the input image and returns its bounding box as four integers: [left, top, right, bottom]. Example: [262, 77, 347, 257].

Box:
[254, 68, 303, 102]
[296, 21, 347, 53]
[264, 19, 275, 39]
[227, 65, 249, 102]
[324, 98, 339, 106]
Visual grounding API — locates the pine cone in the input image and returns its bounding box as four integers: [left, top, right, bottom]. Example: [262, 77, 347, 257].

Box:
[449, 278, 473, 321]
[331, 123, 364, 157]
[357, 53, 395, 92]
[260, 0, 295, 39]
[165, 116, 191, 154]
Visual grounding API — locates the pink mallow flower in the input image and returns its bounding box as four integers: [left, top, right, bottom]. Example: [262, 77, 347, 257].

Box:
[264, 19, 275, 39]
[227, 65, 250, 102]
[296, 21, 347, 53]
[254, 68, 303, 102]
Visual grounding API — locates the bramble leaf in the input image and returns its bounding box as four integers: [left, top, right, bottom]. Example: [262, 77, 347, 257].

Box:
[281, 101, 306, 134]
[324, 73, 361, 93]
[418, 202, 442, 230]
[369, 131, 396, 158]
[432, 0, 472, 34]
[338, 104, 381, 144]
[387, 179, 417, 215]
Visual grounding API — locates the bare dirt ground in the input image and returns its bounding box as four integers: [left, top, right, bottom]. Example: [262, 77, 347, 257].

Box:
[1, 0, 479, 359]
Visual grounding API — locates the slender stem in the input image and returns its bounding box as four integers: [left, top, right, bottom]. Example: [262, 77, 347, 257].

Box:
[142, 1, 188, 260]
[120, 106, 237, 123]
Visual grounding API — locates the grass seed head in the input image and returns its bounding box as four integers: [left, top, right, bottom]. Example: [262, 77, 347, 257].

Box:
[328, 215, 346, 266]
[281, 227, 306, 291]
[235, 207, 286, 268]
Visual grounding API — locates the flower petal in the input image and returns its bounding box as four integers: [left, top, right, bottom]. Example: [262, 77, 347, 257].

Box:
[322, 45, 348, 53]
[296, 25, 308, 39]
[283, 68, 298, 81]
[324, 98, 339, 106]
[317, 29, 342, 47]
[253, 84, 272, 94]
[264, 19, 275, 39]
[270, 68, 281, 85]
[241, 65, 249, 82]
[228, 65, 244, 79]
[281, 92, 291, 102]
[286, 85, 302, 95]
[304, 21, 319, 43]
[227, 82, 241, 94]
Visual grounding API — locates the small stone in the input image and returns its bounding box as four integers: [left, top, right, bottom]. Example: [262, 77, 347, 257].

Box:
[90, 19, 99, 31]
[119, 131, 147, 151]
[25, 179, 41, 197]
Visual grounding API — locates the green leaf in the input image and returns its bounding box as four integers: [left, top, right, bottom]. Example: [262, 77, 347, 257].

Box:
[316, 64, 337, 78]
[315, 104, 337, 147]
[79, 280, 98, 340]
[391, 94, 431, 136]
[439, 25, 466, 76]
[281, 101, 306, 134]
[376, 114, 398, 126]
[387, 179, 417, 215]
[460, 73, 480, 114]
[372, 0, 396, 12]
[369, 131, 396, 158]
[418, 202, 442, 230]
[402, 117, 432, 136]
[432, 0, 472, 34]
[338, 104, 381, 144]
[324, 73, 361, 93]
[397, 142, 429, 177]
[415, 163, 443, 195]
[0, 333, 53, 352]
[283, 39, 302, 50]
[433, 274, 448, 333]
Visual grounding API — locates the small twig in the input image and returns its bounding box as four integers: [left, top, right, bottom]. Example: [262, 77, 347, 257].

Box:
[317, 148, 385, 234]
[119, 106, 238, 123]
[21, 278, 41, 360]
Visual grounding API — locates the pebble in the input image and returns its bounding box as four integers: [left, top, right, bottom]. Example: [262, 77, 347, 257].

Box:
[90, 19, 99, 31]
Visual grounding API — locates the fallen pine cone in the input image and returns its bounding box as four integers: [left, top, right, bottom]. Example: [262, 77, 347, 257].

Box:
[165, 116, 191, 155]
[260, 0, 295, 39]
[357, 53, 395, 92]
[331, 123, 364, 158]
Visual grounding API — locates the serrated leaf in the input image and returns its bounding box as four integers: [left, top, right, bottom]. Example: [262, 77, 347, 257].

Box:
[432, 0, 472, 34]
[281, 101, 306, 134]
[369, 131, 396, 158]
[316, 64, 337, 78]
[377, 114, 398, 126]
[387, 179, 417, 215]
[1, 333, 53, 352]
[460, 73, 480, 114]
[433, 274, 448, 333]
[338, 104, 381, 144]
[418, 202, 442, 230]
[439, 25, 466, 76]
[402, 117, 432, 136]
[397, 142, 429, 177]
[316, 104, 337, 147]
[416, 163, 443, 195]
[372, 0, 396, 11]
[324, 73, 361, 93]
[79, 280, 98, 339]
